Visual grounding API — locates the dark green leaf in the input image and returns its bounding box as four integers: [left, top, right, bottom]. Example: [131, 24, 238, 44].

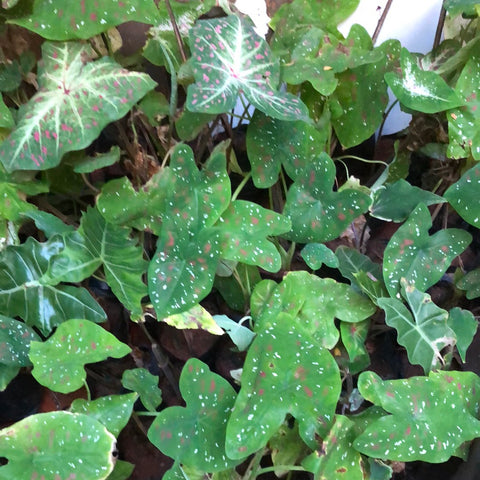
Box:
[122, 368, 162, 412]
[71, 146, 121, 173]
[457, 267, 480, 299]
[301, 243, 338, 270]
[447, 307, 477, 362]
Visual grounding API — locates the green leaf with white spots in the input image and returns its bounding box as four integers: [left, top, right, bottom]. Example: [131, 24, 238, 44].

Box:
[340, 320, 370, 375]
[457, 267, 480, 299]
[0, 411, 116, 480]
[383, 203, 471, 298]
[0, 237, 106, 335]
[301, 243, 339, 270]
[29, 319, 131, 394]
[218, 200, 291, 272]
[444, 163, 480, 228]
[70, 393, 137, 437]
[48, 206, 148, 319]
[10, 0, 159, 41]
[97, 168, 173, 234]
[330, 39, 401, 148]
[121, 368, 162, 412]
[447, 307, 477, 362]
[251, 271, 375, 349]
[378, 283, 455, 373]
[0, 42, 156, 172]
[302, 415, 364, 480]
[226, 314, 341, 458]
[162, 304, 224, 335]
[148, 358, 241, 472]
[354, 370, 480, 462]
[386, 48, 463, 114]
[0, 316, 40, 390]
[246, 110, 326, 188]
[447, 56, 480, 159]
[186, 15, 309, 121]
[283, 153, 371, 243]
[370, 179, 446, 222]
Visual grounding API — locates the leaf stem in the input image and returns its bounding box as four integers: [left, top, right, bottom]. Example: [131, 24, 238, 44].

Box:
[232, 172, 252, 201]
[165, 0, 187, 63]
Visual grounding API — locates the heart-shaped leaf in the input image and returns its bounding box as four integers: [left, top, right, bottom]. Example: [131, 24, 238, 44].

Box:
[218, 200, 291, 272]
[283, 152, 371, 243]
[29, 319, 131, 393]
[0, 411, 116, 479]
[444, 163, 480, 228]
[186, 15, 309, 121]
[121, 368, 162, 412]
[246, 110, 326, 188]
[378, 283, 455, 373]
[385, 48, 463, 114]
[354, 370, 480, 462]
[251, 271, 375, 349]
[0, 237, 106, 335]
[10, 0, 159, 40]
[301, 243, 339, 270]
[382, 203, 471, 297]
[162, 304, 224, 335]
[0, 315, 40, 390]
[370, 179, 446, 222]
[0, 42, 156, 172]
[226, 314, 341, 458]
[303, 415, 364, 480]
[48, 206, 147, 319]
[70, 393, 137, 436]
[148, 358, 240, 472]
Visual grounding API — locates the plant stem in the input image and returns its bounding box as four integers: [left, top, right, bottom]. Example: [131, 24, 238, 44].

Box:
[232, 172, 252, 201]
[372, 0, 394, 45]
[165, 0, 187, 63]
[243, 448, 267, 480]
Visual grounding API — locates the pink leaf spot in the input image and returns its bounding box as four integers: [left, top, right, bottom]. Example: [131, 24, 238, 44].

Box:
[338, 212, 346, 221]
[61, 124, 73, 132]
[304, 386, 313, 397]
[210, 380, 216, 392]
[34, 131, 40, 142]
[258, 389, 265, 396]
[92, 104, 99, 112]
[91, 342, 97, 350]
[30, 154, 40, 167]
[90, 12, 97, 21]
[120, 97, 128, 104]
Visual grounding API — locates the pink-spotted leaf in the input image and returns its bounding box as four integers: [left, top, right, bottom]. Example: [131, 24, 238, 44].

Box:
[378, 283, 455, 373]
[0, 42, 156, 172]
[339, 320, 370, 375]
[186, 15, 309, 121]
[0, 411, 116, 480]
[226, 314, 341, 458]
[251, 271, 375, 348]
[354, 370, 480, 462]
[283, 152, 371, 243]
[0, 237, 106, 335]
[162, 304, 224, 335]
[382, 203, 471, 297]
[302, 415, 364, 480]
[444, 162, 480, 228]
[217, 200, 291, 272]
[0, 315, 40, 390]
[246, 110, 326, 188]
[148, 358, 241, 472]
[10, 0, 159, 40]
[29, 319, 131, 394]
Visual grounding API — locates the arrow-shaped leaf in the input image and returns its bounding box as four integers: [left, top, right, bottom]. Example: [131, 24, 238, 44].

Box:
[0, 237, 106, 335]
[186, 15, 309, 121]
[0, 42, 156, 172]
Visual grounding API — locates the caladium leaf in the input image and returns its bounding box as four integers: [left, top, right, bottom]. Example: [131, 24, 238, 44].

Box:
[246, 110, 326, 188]
[339, 320, 370, 375]
[71, 145, 120, 173]
[0, 96, 13, 128]
[385, 48, 463, 114]
[0, 42, 156, 172]
[148, 358, 240, 472]
[226, 314, 341, 458]
[162, 304, 223, 335]
[10, 0, 159, 40]
[329, 39, 400, 148]
[301, 243, 339, 270]
[122, 368, 162, 412]
[283, 152, 371, 243]
[29, 319, 131, 394]
[0, 237, 106, 335]
[0, 411, 116, 480]
[0, 315, 40, 390]
[457, 267, 480, 299]
[382, 203, 471, 297]
[370, 179, 445, 222]
[218, 200, 291, 272]
[186, 15, 309, 121]
[48, 206, 148, 319]
[302, 415, 364, 480]
[447, 307, 477, 362]
[354, 370, 480, 462]
[378, 283, 455, 373]
[70, 393, 137, 437]
[444, 163, 480, 228]
[251, 271, 375, 349]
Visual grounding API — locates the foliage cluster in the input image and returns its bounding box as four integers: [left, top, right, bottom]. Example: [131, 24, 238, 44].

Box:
[1, 0, 480, 479]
